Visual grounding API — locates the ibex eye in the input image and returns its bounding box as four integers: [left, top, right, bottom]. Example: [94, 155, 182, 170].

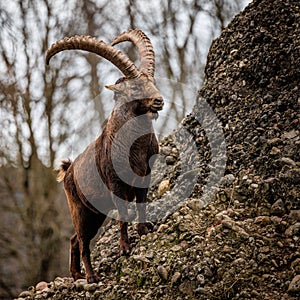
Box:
[131, 86, 139, 91]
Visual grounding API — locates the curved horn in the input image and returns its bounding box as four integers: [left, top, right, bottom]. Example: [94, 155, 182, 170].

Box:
[46, 35, 140, 78]
[111, 29, 155, 78]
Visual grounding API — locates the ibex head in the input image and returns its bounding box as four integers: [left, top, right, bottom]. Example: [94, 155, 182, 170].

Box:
[46, 29, 164, 119]
[106, 74, 163, 120]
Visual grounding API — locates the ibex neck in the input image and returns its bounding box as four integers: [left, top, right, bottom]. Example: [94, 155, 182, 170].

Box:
[106, 109, 153, 138]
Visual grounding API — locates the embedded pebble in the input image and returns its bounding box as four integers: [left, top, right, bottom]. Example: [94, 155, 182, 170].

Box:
[171, 272, 181, 284]
[36, 281, 48, 292]
[288, 275, 300, 294]
[157, 266, 168, 280]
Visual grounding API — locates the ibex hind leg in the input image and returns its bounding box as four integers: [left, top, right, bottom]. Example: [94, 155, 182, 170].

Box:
[70, 233, 85, 281]
[64, 172, 107, 283]
[75, 208, 107, 283]
[65, 195, 106, 281]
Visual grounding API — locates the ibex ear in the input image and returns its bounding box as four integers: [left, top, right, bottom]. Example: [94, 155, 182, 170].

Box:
[105, 77, 127, 92]
[105, 83, 125, 93]
[105, 84, 118, 92]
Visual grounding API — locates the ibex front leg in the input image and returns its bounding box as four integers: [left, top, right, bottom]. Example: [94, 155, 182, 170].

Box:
[135, 188, 149, 236]
[115, 194, 131, 255]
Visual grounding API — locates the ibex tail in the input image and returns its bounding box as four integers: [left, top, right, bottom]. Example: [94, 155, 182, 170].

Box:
[56, 159, 72, 182]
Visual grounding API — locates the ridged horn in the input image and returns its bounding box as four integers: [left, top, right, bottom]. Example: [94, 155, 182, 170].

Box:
[46, 35, 140, 78]
[111, 29, 155, 78]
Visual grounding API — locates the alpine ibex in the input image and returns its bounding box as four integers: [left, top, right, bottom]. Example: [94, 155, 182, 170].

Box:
[46, 29, 164, 283]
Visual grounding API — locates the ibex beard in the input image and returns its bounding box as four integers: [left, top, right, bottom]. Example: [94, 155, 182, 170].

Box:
[47, 30, 164, 283]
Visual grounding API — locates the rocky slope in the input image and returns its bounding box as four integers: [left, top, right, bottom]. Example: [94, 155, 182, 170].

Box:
[17, 0, 299, 299]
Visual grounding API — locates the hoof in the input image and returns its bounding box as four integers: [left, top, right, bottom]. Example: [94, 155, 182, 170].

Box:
[137, 223, 149, 236]
[73, 272, 85, 281]
[87, 274, 100, 283]
[119, 241, 131, 256]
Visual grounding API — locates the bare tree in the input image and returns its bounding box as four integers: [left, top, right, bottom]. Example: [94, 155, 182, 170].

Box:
[0, 0, 86, 296]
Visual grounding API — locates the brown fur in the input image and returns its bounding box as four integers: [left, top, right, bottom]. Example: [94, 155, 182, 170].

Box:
[58, 74, 163, 283]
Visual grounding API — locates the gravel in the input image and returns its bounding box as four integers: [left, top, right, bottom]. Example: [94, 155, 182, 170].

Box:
[16, 0, 299, 299]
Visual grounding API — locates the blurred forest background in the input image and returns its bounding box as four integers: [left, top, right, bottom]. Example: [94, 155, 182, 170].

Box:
[0, 0, 249, 298]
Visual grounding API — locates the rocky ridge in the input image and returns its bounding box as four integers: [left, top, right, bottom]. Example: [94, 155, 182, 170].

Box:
[17, 0, 299, 299]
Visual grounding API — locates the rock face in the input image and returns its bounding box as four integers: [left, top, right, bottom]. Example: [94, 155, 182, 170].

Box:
[17, 0, 299, 299]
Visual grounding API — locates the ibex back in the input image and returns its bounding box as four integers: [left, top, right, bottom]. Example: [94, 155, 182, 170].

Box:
[46, 29, 164, 283]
